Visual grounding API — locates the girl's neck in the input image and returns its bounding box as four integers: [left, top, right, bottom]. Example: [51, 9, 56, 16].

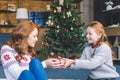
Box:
[92, 44, 98, 48]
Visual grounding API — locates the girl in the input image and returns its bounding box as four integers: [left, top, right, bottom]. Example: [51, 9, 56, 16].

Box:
[63, 21, 120, 80]
[0, 21, 61, 80]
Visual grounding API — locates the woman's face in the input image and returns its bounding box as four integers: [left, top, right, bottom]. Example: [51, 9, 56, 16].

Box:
[86, 27, 101, 45]
[27, 28, 38, 47]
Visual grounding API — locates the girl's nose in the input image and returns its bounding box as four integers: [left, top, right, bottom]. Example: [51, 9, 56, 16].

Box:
[86, 34, 89, 38]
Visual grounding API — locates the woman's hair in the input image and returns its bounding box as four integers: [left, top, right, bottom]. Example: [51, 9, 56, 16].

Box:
[87, 21, 112, 47]
[6, 21, 39, 60]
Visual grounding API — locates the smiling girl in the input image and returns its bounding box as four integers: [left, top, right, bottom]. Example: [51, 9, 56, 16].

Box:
[63, 21, 120, 80]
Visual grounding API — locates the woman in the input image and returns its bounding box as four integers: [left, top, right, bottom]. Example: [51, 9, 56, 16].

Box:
[0, 21, 62, 80]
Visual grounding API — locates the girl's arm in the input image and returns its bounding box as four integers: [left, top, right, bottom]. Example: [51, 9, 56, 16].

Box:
[70, 44, 111, 69]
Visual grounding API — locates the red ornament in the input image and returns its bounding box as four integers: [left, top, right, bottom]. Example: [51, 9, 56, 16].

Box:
[75, 23, 79, 27]
[58, 12, 61, 14]
[66, 4, 69, 9]
[56, 21, 59, 24]
[45, 54, 48, 57]
[50, 9, 53, 13]
[78, 15, 81, 19]
[53, 0, 56, 4]
[53, 47, 56, 50]
[64, 24, 66, 26]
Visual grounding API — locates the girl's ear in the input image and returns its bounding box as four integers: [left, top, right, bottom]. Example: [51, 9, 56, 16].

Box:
[98, 33, 102, 38]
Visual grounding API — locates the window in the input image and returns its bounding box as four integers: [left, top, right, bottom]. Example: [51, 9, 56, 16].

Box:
[29, 11, 49, 28]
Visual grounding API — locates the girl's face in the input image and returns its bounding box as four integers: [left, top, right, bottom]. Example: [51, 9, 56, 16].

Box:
[27, 28, 38, 47]
[86, 27, 101, 45]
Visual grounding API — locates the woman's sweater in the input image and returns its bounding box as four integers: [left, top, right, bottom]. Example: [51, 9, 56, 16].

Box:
[0, 45, 46, 80]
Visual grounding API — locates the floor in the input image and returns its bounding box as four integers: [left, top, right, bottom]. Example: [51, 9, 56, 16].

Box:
[0, 64, 120, 80]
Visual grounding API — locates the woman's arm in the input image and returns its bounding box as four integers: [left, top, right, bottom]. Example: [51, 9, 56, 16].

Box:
[42, 58, 65, 68]
[1, 46, 25, 79]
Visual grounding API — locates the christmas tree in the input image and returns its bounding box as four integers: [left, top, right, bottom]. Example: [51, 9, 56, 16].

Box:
[40, 0, 86, 57]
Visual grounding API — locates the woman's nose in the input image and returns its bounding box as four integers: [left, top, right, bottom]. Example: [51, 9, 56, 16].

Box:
[36, 37, 38, 41]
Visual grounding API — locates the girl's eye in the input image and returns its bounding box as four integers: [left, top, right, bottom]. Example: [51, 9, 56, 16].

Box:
[89, 33, 92, 35]
[86, 33, 91, 35]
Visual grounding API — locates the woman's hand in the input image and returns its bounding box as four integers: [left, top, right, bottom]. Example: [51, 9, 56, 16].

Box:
[44, 58, 65, 68]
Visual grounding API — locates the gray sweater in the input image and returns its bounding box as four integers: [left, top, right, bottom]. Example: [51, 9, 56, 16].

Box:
[70, 43, 120, 79]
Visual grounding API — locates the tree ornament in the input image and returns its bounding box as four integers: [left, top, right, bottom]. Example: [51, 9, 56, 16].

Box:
[53, 46, 56, 50]
[66, 4, 69, 9]
[71, 27, 74, 30]
[58, 11, 61, 14]
[75, 23, 79, 27]
[45, 42, 49, 47]
[73, 18, 75, 21]
[63, 15, 66, 19]
[78, 15, 81, 19]
[46, 20, 54, 26]
[57, 25, 60, 28]
[41, 42, 44, 45]
[45, 54, 48, 57]
[53, 10, 56, 13]
[81, 33, 85, 36]
[57, 6, 61, 12]
[47, 5, 51, 11]
[56, 30, 59, 32]
[59, 0, 64, 6]
[67, 11, 72, 17]
[48, 16, 51, 19]
[64, 24, 66, 26]
[50, 9, 53, 13]
[56, 21, 59, 24]
[53, 0, 56, 4]
[50, 52, 54, 56]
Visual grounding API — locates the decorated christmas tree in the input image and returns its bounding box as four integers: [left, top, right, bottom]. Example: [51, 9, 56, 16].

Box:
[40, 0, 86, 58]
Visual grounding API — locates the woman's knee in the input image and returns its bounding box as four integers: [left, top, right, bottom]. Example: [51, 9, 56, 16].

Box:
[18, 70, 35, 80]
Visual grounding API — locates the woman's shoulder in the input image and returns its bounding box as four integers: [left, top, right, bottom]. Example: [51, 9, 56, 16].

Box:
[1, 45, 12, 50]
[0, 45, 17, 57]
[1, 45, 14, 53]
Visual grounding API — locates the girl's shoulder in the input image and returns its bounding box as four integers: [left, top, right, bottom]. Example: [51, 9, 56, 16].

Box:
[84, 43, 110, 50]
[100, 43, 110, 49]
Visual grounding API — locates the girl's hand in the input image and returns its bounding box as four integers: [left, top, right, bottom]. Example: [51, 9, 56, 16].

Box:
[63, 58, 75, 68]
[56, 56, 75, 68]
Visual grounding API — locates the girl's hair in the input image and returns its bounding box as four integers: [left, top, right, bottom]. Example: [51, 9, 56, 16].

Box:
[6, 21, 39, 60]
[88, 21, 112, 47]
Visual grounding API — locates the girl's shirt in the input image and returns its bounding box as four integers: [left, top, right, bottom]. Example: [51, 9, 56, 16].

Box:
[0, 45, 46, 80]
[70, 43, 119, 79]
